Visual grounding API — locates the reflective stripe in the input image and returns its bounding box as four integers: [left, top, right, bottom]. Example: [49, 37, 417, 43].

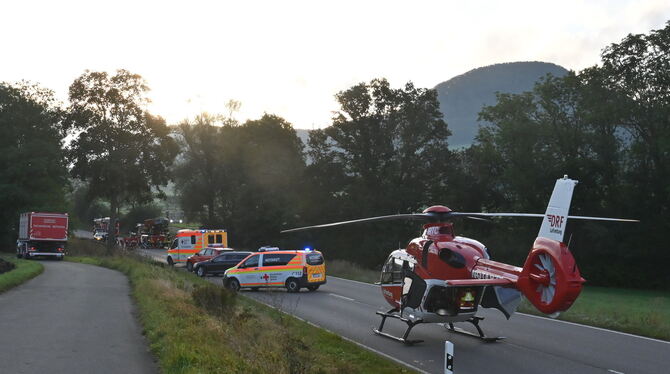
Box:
[228, 266, 302, 275]
[241, 282, 284, 286]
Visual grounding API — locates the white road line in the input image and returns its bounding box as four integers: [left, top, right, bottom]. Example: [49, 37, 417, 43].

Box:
[607, 369, 625, 374]
[329, 293, 355, 301]
[329, 275, 378, 287]
[331, 275, 670, 345]
[517, 313, 670, 345]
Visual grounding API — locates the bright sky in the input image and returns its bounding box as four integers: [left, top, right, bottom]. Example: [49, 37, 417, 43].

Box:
[2, 0, 669, 129]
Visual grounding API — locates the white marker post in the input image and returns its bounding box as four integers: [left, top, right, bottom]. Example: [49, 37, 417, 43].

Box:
[445, 341, 454, 374]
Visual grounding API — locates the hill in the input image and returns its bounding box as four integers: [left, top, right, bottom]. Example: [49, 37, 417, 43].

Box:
[435, 61, 568, 148]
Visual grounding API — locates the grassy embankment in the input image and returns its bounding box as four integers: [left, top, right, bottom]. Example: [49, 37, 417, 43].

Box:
[66, 239, 410, 374]
[0, 254, 44, 294]
[327, 259, 670, 341]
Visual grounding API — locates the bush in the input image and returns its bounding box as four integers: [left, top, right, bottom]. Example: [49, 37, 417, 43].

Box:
[191, 284, 237, 318]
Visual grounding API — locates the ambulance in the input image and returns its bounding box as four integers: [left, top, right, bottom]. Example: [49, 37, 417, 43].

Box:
[223, 248, 326, 292]
[166, 229, 228, 266]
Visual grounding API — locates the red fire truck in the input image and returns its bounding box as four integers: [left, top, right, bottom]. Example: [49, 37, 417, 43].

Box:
[17, 212, 68, 260]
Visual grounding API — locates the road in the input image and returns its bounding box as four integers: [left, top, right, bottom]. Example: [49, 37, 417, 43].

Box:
[0, 260, 157, 374]
[139, 248, 669, 374]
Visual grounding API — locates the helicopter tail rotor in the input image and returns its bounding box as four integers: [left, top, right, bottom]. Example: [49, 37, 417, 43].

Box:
[516, 237, 585, 316]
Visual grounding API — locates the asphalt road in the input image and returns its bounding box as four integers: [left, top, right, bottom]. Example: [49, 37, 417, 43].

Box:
[139, 247, 669, 374]
[0, 260, 157, 374]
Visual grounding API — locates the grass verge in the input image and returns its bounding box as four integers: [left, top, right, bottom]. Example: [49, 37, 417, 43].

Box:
[67, 254, 411, 374]
[518, 286, 670, 341]
[0, 254, 44, 294]
[327, 259, 670, 341]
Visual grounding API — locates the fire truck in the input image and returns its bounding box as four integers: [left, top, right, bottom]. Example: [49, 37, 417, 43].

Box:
[17, 212, 68, 259]
[140, 217, 171, 248]
[92, 217, 119, 242]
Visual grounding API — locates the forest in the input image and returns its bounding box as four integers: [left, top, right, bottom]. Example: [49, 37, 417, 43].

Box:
[1, 22, 668, 289]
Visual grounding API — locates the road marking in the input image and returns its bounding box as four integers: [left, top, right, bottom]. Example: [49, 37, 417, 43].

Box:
[330, 276, 670, 345]
[329, 293, 355, 301]
[518, 313, 670, 345]
[329, 275, 377, 287]
[607, 369, 625, 374]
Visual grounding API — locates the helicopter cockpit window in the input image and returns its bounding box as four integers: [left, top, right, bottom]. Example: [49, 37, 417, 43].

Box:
[381, 256, 413, 284]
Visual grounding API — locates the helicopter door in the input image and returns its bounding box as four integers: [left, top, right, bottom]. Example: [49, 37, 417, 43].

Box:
[401, 264, 426, 310]
[380, 256, 404, 308]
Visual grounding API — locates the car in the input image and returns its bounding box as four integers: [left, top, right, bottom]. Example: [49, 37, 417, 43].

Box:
[194, 251, 253, 277]
[223, 249, 326, 292]
[93, 230, 107, 241]
[186, 247, 234, 272]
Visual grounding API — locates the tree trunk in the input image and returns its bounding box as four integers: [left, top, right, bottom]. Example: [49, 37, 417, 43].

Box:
[107, 195, 119, 255]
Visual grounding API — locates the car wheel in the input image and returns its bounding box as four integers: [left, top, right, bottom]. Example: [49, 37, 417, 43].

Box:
[227, 278, 241, 292]
[186, 262, 193, 272]
[167, 256, 174, 266]
[286, 278, 300, 293]
[307, 285, 319, 291]
[197, 266, 207, 277]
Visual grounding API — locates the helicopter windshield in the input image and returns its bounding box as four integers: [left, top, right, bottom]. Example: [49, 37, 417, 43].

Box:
[381, 256, 414, 284]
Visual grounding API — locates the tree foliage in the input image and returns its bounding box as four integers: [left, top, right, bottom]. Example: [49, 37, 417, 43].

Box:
[0, 82, 68, 248]
[66, 70, 178, 246]
[174, 113, 305, 248]
[300, 79, 453, 264]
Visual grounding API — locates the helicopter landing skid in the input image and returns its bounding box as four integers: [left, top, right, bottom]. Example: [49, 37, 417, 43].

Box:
[372, 309, 424, 345]
[445, 316, 505, 342]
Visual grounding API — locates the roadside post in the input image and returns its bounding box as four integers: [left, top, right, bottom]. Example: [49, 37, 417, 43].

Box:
[445, 340, 454, 374]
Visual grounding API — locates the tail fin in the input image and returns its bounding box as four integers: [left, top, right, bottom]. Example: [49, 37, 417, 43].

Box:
[538, 175, 578, 243]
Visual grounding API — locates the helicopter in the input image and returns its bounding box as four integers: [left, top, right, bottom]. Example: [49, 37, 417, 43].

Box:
[281, 176, 638, 344]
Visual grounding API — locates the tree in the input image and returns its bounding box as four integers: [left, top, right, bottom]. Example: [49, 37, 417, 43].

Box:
[173, 113, 229, 227]
[66, 70, 178, 249]
[173, 113, 305, 248]
[0, 82, 68, 249]
[303, 79, 453, 264]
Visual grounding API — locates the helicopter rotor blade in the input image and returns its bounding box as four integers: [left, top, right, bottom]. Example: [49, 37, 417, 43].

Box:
[280, 213, 431, 233]
[458, 212, 639, 222]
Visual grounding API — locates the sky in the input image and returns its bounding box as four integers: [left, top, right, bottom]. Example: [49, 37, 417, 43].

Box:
[1, 0, 669, 129]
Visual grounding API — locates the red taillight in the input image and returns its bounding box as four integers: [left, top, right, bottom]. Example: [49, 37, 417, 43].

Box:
[29, 247, 36, 252]
[57, 247, 63, 252]
[303, 266, 307, 276]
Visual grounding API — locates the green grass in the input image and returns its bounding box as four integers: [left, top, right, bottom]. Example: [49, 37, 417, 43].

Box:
[0, 254, 44, 294]
[326, 259, 670, 341]
[518, 286, 670, 341]
[66, 252, 412, 374]
[327, 259, 380, 284]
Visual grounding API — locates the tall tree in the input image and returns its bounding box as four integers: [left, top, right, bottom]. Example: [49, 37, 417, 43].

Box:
[303, 79, 452, 264]
[0, 82, 68, 249]
[67, 70, 178, 248]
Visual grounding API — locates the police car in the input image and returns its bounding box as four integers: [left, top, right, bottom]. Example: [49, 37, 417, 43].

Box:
[223, 248, 326, 292]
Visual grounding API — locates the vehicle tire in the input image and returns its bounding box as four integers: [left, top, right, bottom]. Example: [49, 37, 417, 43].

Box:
[286, 278, 301, 293]
[196, 266, 207, 277]
[307, 285, 319, 291]
[186, 262, 193, 272]
[227, 278, 241, 292]
[57, 256, 64, 261]
[167, 256, 174, 267]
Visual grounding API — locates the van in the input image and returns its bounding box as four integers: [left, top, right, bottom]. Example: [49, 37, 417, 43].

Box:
[166, 229, 228, 266]
[223, 249, 326, 292]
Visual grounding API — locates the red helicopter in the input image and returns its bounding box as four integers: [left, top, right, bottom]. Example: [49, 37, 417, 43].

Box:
[282, 176, 638, 344]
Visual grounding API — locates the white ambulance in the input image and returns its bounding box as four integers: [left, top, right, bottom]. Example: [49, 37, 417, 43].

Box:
[166, 229, 228, 266]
